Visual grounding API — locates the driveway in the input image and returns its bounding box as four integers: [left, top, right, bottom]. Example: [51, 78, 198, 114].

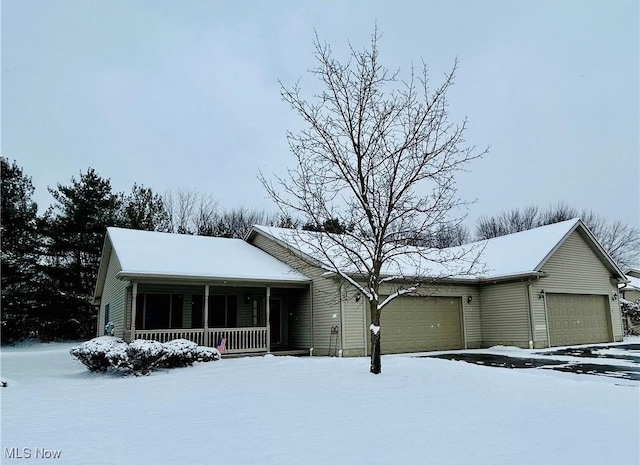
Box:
[422, 342, 640, 381]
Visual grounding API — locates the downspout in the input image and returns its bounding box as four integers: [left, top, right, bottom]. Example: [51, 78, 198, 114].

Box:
[525, 280, 535, 349]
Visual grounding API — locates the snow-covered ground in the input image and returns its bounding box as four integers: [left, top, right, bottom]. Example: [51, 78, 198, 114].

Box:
[1, 342, 639, 465]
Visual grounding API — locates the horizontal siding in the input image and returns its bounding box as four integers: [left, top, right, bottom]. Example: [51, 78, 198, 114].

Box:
[532, 231, 623, 343]
[362, 283, 481, 354]
[252, 233, 320, 355]
[99, 250, 127, 338]
[479, 281, 530, 347]
[341, 283, 366, 356]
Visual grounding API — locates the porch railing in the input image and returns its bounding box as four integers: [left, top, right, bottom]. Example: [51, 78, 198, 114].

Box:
[133, 327, 268, 354]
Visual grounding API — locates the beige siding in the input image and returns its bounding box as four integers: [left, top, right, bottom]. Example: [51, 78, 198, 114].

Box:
[531, 231, 623, 344]
[251, 233, 336, 355]
[479, 281, 530, 348]
[340, 284, 367, 356]
[98, 251, 128, 338]
[365, 283, 481, 354]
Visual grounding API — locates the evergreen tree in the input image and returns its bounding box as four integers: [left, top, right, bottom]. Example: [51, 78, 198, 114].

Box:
[1, 158, 41, 341]
[119, 184, 169, 231]
[41, 168, 121, 340]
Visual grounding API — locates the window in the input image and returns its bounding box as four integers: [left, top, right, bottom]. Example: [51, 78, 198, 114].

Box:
[208, 295, 237, 327]
[135, 293, 183, 330]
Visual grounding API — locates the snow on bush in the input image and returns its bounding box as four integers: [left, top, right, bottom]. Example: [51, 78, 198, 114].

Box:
[70, 337, 220, 375]
[69, 336, 128, 372]
[621, 298, 640, 335]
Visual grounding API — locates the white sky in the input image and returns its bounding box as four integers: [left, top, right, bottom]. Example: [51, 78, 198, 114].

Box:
[2, 0, 638, 231]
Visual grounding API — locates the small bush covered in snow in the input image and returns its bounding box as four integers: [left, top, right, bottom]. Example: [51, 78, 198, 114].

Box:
[69, 336, 128, 372]
[621, 298, 640, 335]
[70, 338, 220, 375]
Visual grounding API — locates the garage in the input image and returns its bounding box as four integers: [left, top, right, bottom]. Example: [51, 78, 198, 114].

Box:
[546, 294, 612, 346]
[380, 296, 463, 354]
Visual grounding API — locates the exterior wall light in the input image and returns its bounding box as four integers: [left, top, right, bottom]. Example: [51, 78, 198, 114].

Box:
[538, 290, 545, 300]
[611, 292, 618, 301]
[467, 296, 473, 304]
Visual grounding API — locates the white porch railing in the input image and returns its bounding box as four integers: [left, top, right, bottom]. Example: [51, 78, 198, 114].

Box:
[133, 327, 268, 354]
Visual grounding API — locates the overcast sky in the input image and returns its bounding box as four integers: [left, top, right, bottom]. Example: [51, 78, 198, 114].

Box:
[2, 0, 638, 232]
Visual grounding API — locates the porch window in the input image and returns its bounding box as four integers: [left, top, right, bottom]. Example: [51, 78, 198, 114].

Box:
[191, 294, 203, 328]
[208, 295, 237, 327]
[135, 293, 183, 330]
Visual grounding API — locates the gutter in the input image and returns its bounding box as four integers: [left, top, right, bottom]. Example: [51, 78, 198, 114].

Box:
[116, 271, 311, 286]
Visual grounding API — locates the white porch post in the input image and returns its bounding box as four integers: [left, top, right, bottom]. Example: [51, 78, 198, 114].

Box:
[266, 286, 271, 353]
[204, 284, 210, 346]
[131, 283, 138, 341]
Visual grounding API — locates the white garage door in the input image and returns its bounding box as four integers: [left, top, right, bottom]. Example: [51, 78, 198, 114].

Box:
[380, 296, 463, 354]
[547, 293, 612, 346]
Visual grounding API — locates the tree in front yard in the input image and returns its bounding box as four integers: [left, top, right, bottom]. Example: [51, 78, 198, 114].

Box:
[261, 30, 485, 374]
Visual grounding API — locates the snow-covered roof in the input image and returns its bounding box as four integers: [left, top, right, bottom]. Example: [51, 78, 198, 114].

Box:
[622, 274, 640, 291]
[105, 227, 310, 284]
[250, 219, 624, 282]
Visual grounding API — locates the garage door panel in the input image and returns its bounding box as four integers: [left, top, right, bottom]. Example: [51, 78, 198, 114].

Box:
[380, 296, 463, 354]
[546, 294, 611, 346]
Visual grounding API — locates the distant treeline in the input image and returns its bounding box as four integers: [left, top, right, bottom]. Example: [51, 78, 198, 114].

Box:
[2, 159, 637, 343]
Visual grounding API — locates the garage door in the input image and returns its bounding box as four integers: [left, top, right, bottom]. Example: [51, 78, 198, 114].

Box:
[380, 296, 463, 354]
[546, 294, 612, 346]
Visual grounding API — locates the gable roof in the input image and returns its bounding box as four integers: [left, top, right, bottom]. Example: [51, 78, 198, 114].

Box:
[94, 227, 310, 300]
[249, 219, 627, 282]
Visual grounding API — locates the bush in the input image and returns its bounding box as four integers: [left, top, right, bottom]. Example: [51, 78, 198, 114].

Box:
[125, 340, 167, 375]
[70, 337, 219, 375]
[69, 336, 128, 372]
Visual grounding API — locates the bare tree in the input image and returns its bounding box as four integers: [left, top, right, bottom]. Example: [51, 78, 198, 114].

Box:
[261, 30, 485, 374]
[476, 202, 639, 269]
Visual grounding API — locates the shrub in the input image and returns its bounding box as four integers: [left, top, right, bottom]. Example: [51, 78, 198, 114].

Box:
[69, 336, 127, 372]
[161, 339, 198, 368]
[70, 337, 219, 375]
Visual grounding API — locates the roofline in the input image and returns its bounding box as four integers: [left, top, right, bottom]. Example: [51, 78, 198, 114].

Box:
[324, 270, 546, 285]
[116, 271, 311, 286]
[533, 219, 627, 280]
[92, 231, 113, 303]
[247, 225, 327, 268]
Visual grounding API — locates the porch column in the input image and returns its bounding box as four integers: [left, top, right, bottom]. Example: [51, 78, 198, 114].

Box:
[131, 283, 138, 341]
[266, 286, 271, 353]
[204, 284, 210, 346]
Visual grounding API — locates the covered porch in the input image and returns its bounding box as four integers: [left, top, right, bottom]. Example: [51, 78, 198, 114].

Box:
[123, 281, 311, 355]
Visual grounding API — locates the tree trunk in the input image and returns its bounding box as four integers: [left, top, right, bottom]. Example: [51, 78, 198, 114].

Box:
[370, 303, 381, 374]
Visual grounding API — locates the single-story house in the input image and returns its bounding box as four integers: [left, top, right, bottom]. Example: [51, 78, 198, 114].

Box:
[620, 268, 640, 302]
[94, 218, 626, 355]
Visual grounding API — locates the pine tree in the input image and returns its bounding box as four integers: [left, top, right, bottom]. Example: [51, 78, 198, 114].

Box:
[41, 168, 121, 340]
[119, 184, 169, 231]
[1, 158, 41, 341]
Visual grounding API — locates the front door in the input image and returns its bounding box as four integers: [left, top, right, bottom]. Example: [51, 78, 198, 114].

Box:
[269, 298, 282, 347]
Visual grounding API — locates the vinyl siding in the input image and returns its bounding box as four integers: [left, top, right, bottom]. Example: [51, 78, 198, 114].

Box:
[340, 283, 367, 356]
[530, 230, 623, 344]
[250, 233, 334, 354]
[97, 250, 127, 338]
[364, 283, 482, 353]
[479, 281, 530, 348]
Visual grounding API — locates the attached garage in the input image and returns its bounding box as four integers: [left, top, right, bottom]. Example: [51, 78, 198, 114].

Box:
[546, 293, 612, 346]
[380, 296, 463, 354]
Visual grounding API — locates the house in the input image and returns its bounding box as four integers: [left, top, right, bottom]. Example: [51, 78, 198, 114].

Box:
[94, 218, 626, 356]
[620, 268, 640, 302]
